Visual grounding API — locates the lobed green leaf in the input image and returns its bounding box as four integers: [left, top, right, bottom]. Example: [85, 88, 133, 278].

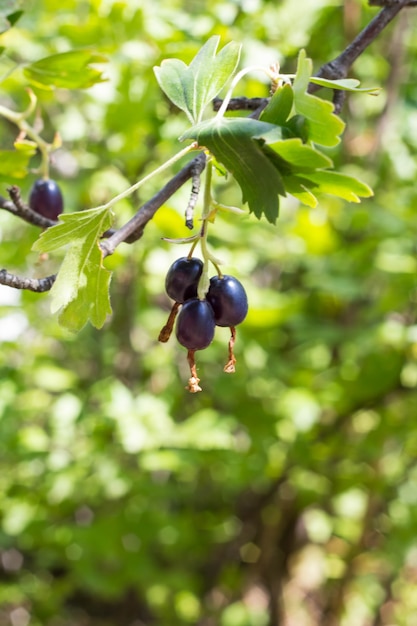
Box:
[260, 83, 294, 125]
[154, 36, 241, 124]
[300, 170, 374, 202]
[23, 49, 107, 90]
[32, 206, 115, 331]
[293, 49, 345, 147]
[182, 116, 286, 223]
[281, 174, 318, 207]
[265, 137, 333, 171]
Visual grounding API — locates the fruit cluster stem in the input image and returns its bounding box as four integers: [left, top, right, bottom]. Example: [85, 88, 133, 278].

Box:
[187, 350, 202, 393]
[158, 301, 180, 343]
[224, 326, 237, 373]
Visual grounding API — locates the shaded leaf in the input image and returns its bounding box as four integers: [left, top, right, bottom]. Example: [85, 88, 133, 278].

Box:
[282, 174, 318, 207]
[284, 114, 310, 142]
[260, 83, 294, 125]
[23, 49, 107, 90]
[32, 206, 115, 331]
[182, 117, 286, 223]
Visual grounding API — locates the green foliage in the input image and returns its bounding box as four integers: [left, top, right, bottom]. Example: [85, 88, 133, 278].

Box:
[0, 1, 417, 626]
[181, 48, 372, 223]
[23, 50, 108, 90]
[292, 49, 345, 146]
[32, 207, 114, 330]
[154, 36, 241, 124]
[0, 146, 35, 178]
[309, 76, 379, 93]
[182, 117, 286, 222]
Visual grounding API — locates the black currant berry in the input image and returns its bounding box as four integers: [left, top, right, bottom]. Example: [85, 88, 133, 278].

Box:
[29, 178, 64, 221]
[207, 275, 248, 327]
[175, 298, 216, 350]
[165, 256, 203, 303]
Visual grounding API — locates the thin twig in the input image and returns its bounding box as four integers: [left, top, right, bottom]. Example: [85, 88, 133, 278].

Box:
[0, 269, 56, 292]
[214, 3, 415, 114]
[212, 96, 267, 111]
[100, 152, 206, 257]
[308, 2, 411, 91]
[1, 1, 415, 296]
[369, 0, 417, 6]
[0, 186, 56, 229]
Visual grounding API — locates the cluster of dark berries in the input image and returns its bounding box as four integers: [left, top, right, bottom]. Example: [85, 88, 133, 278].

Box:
[159, 256, 248, 392]
[29, 178, 64, 221]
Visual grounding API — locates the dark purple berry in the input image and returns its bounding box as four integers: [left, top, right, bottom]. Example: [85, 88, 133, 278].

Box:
[29, 178, 64, 221]
[175, 298, 215, 350]
[165, 257, 203, 303]
[207, 275, 248, 327]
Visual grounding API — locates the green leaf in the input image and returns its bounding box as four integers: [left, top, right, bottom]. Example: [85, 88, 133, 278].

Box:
[293, 49, 345, 147]
[154, 36, 241, 124]
[182, 117, 286, 223]
[281, 174, 318, 207]
[260, 83, 294, 125]
[284, 115, 309, 142]
[13, 139, 38, 155]
[265, 137, 333, 171]
[309, 76, 379, 95]
[55, 260, 112, 332]
[23, 50, 107, 90]
[0, 148, 32, 177]
[298, 170, 374, 202]
[0, 0, 23, 34]
[32, 206, 115, 331]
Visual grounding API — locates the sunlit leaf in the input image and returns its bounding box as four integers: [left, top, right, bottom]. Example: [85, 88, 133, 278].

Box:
[0, 148, 32, 177]
[32, 206, 115, 331]
[300, 170, 374, 202]
[13, 139, 37, 155]
[154, 36, 241, 124]
[24, 49, 107, 90]
[309, 76, 380, 95]
[265, 137, 333, 171]
[282, 174, 318, 207]
[293, 49, 345, 146]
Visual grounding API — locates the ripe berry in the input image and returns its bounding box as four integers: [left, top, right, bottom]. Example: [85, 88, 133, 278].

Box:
[207, 275, 248, 327]
[165, 256, 203, 303]
[29, 178, 64, 221]
[175, 298, 215, 350]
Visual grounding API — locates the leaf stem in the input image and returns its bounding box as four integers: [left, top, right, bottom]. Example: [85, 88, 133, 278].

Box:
[216, 65, 272, 119]
[197, 161, 213, 300]
[96, 142, 199, 212]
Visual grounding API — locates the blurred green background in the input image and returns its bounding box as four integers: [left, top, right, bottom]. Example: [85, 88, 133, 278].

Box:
[1, 1, 417, 624]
